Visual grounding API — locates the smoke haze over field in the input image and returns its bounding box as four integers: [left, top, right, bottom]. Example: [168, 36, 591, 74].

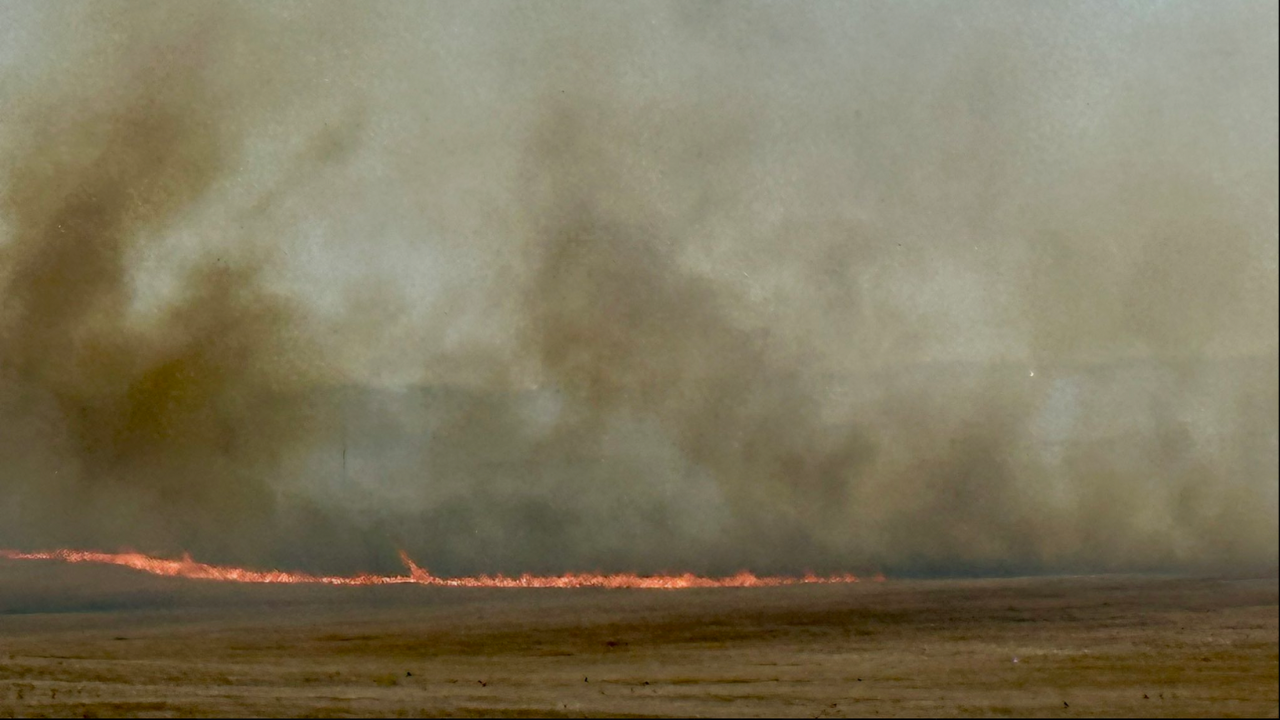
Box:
[0, 1, 1276, 577]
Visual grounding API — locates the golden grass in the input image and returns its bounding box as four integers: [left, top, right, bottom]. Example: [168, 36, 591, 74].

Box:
[0, 566, 1275, 718]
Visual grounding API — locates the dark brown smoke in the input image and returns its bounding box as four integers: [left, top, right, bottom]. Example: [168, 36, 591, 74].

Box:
[0, 4, 346, 565]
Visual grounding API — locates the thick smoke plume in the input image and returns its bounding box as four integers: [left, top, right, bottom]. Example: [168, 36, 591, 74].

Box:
[0, 3, 351, 567]
[1, 2, 1276, 576]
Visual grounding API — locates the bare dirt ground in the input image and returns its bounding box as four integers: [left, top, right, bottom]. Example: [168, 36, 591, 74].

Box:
[0, 562, 1275, 718]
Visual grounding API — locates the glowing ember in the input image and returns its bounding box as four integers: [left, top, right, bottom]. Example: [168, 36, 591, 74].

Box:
[0, 548, 880, 589]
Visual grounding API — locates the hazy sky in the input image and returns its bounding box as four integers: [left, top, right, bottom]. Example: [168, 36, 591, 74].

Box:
[3, 2, 1274, 385]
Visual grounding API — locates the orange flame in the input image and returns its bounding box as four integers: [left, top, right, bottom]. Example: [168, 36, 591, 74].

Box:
[0, 548, 880, 589]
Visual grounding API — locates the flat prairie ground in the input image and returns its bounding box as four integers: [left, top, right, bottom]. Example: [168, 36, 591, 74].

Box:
[0, 562, 1275, 718]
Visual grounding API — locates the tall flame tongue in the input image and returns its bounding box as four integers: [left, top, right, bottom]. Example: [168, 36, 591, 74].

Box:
[0, 548, 879, 589]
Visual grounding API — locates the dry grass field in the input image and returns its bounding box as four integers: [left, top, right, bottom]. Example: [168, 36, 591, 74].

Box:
[0, 561, 1275, 718]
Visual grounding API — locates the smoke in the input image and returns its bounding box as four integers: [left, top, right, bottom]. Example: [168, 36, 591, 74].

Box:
[1, 2, 1275, 576]
[0, 3, 358, 566]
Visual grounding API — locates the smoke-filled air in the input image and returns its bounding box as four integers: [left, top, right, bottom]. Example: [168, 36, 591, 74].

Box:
[0, 1, 1275, 579]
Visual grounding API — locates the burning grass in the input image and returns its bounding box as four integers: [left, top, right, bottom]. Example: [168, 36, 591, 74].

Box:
[0, 548, 876, 590]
